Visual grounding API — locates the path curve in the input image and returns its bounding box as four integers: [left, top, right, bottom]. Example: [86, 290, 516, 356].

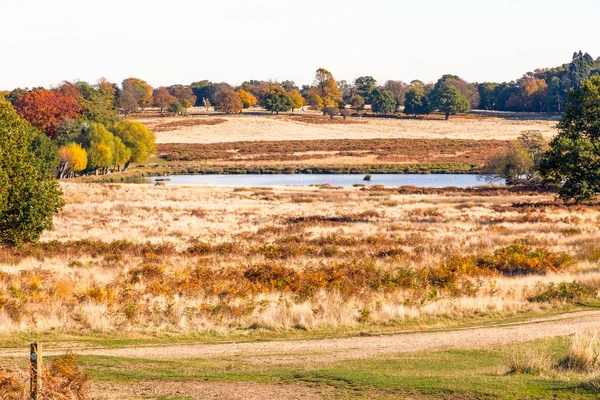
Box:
[2, 310, 599, 364]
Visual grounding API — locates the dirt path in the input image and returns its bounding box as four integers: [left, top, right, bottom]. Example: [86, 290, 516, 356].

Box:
[2, 311, 599, 364]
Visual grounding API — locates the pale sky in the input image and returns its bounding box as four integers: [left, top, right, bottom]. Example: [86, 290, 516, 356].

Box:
[1, 0, 599, 90]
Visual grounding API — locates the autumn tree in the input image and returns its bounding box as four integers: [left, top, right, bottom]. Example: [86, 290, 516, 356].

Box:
[0, 98, 64, 246]
[168, 85, 197, 108]
[153, 87, 177, 115]
[437, 86, 470, 119]
[287, 89, 304, 112]
[112, 120, 156, 169]
[86, 123, 114, 173]
[97, 77, 118, 107]
[371, 88, 397, 115]
[215, 91, 243, 114]
[313, 68, 343, 113]
[13, 90, 82, 138]
[119, 78, 153, 114]
[263, 84, 293, 115]
[237, 89, 257, 109]
[58, 143, 88, 179]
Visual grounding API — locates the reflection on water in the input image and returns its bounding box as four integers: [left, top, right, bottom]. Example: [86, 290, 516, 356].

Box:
[146, 174, 502, 188]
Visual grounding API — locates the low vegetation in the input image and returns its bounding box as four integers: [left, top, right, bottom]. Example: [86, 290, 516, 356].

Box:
[0, 183, 598, 336]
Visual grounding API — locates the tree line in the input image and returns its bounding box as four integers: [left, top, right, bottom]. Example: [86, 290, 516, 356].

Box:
[3, 50, 597, 127]
[1, 80, 156, 178]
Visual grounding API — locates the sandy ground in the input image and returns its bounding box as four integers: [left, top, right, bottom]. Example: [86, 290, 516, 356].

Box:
[89, 381, 331, 400]
[144, 114, 558, 144]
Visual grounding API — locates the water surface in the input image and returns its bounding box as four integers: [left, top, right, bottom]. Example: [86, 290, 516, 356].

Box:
[148, 174, 502, 188]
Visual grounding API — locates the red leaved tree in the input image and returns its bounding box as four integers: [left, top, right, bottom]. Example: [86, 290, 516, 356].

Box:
[13, 90, 82, 138]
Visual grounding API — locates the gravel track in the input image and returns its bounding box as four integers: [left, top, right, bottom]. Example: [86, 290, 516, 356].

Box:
[2, 311, 599, 364]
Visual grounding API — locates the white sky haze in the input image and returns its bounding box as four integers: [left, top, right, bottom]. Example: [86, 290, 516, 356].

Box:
[1, 0, 599, 89]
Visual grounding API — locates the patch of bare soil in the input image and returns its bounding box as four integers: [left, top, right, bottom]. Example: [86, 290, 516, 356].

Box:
[89, 380, 330, 400]
[152, 118, 227, 132]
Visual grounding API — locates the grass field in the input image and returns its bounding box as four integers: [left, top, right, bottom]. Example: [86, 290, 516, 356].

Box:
[140, 111, 558, 144]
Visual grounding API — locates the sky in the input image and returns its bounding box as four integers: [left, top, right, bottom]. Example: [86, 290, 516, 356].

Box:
[1, 0, 600, 90]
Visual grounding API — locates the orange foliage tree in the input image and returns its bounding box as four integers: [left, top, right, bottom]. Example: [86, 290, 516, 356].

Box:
[13, 90, 82, 138]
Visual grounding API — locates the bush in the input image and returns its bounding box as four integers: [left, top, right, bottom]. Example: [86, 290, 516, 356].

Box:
[528, 281, 597, 302]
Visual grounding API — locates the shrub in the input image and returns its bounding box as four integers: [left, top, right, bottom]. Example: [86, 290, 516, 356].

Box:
[528, 281, 597, 302]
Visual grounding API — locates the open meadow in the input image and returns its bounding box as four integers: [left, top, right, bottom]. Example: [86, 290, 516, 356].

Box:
[141, 110, 559, 144]
[2, 181, 600, 398]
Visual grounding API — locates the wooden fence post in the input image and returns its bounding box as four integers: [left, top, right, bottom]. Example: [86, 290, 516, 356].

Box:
[30, 342, 41, 400]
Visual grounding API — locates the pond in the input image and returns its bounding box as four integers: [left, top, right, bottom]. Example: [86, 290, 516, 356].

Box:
[147, 174, 503, 188]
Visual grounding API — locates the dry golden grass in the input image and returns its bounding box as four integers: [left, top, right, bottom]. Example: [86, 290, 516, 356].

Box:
[141, 112, 558, 144]
[0, 182, 599, 335]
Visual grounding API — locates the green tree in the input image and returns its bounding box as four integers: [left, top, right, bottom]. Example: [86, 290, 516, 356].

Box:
[263, 85, 293, 115]
[371, 88, 397, 115]
[539, 76, 600, 201]
[403, 86, 430, 117]
[354, 76, 377, 103]
[0, 98, 64, 246]
[350, 95, 365, 112]
[437, 86, 470, 119]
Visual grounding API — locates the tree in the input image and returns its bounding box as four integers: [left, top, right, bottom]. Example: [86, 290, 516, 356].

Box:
[539, 76, 600, 201]
[354, 76, 378, 103]
[237, 89, 257, 109]
[350, 95, 365, 112]
[168, 85, 196, 108]
[13, 90, 82, 138]
[403, 85, 431, 117]
[313, 68, 343, 113]
[86, 123, 114, 173]
[340, 108, 351, 120]
[214, 91, 243, 114]
[58, 143, 88, 179]
[119, 78, 153, 114]
[324, 105, 338, 119]
[169, 101, 184, 115]
[431, 75, 479, 110]
[112, 120, 156, 169]
[485, 133, 546, 184]
[384, 80, 408, 107]
[153, 87, 177, 115]
[97, 77, 118, 107]
[287, 89, 304, 112]
[0, 98, 64, 246]
[437, 86, 470, 119]
[76, 81, 119, 127]
[478, 82, 499, 110]
[263, 85, 293, 115]
[371, 88, 397, 115]
[191, 80, 214, 107]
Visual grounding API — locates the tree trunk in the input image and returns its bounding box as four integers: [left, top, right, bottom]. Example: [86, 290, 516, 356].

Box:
[124, 161, 130, 171]
[445, 113, 450, 120]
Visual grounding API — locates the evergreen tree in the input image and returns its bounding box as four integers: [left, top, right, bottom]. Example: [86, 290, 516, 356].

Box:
[539, 76, 600, 201]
